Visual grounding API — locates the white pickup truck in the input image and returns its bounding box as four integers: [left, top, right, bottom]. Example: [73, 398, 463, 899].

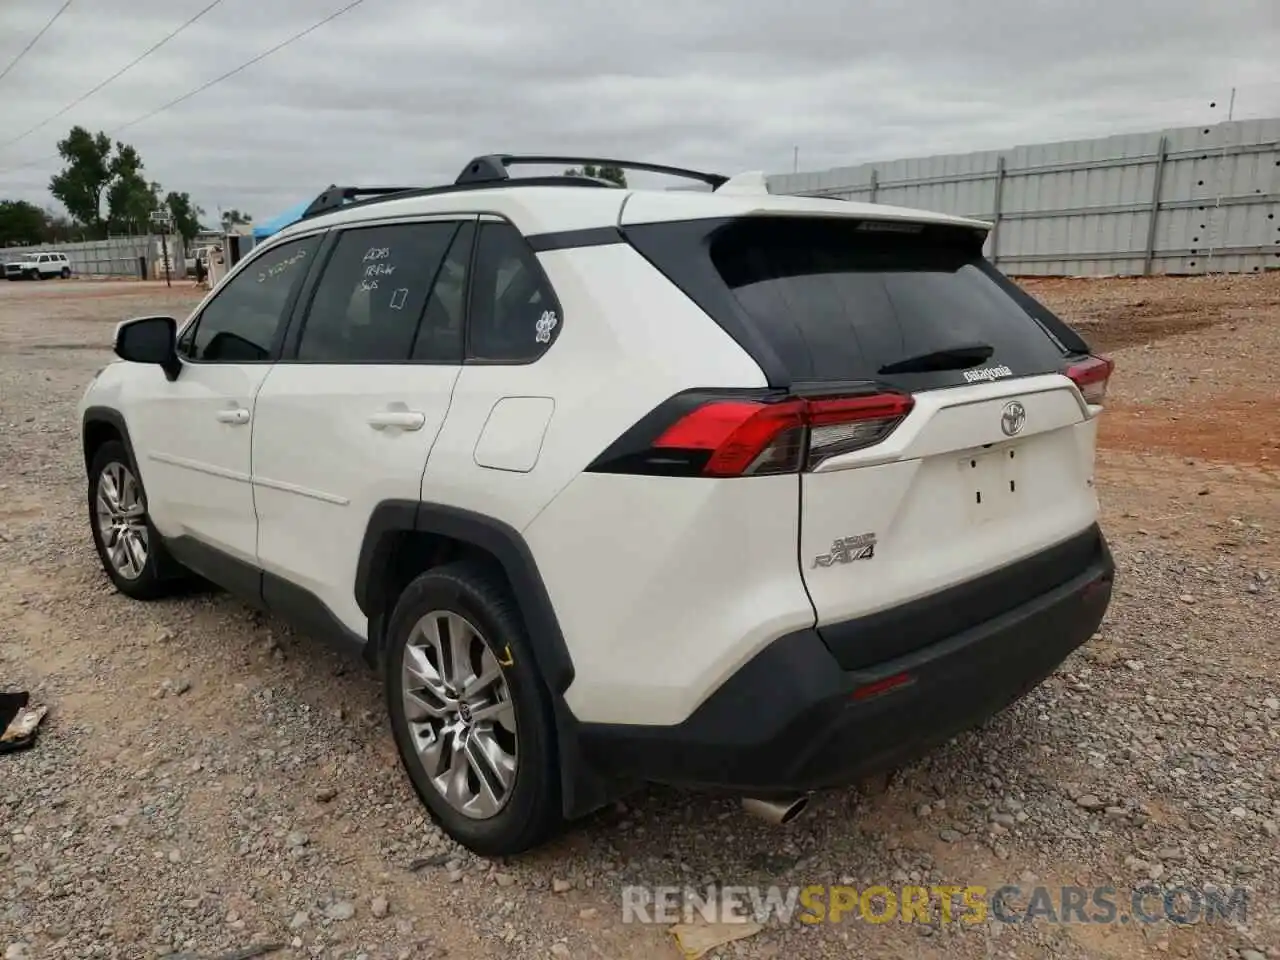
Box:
[4, 251, 72, 280]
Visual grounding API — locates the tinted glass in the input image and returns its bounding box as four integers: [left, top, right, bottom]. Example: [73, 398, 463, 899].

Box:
[709, 218, 1071, 388]
[410, 221, 473, 363]
[468, 222, 561, 362]
[186, 234, 320, 362]
[297, 222, 459, 363]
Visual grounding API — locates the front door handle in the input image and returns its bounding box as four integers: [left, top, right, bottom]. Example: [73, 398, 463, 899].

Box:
[216, 407, 250, 425]
[367, 410, 426, 432]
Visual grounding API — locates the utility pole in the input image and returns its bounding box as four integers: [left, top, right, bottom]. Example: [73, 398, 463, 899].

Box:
[793, 146, 799, 173]
[153, 213, 173, 288]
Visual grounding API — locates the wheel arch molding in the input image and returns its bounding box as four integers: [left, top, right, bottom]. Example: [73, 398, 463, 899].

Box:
[82, 406, 139, 475]
[355, 500, 575, 696]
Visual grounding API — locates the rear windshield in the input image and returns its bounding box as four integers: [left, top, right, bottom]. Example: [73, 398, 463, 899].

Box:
[705, 217, 1077, 389]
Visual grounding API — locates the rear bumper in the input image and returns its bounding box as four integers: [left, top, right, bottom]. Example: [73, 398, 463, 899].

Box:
[574, 527, 1114, 795]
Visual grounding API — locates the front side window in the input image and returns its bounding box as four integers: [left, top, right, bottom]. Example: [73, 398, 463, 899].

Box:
[296, 221, 460, 363]
[181, 234, 321, 363]
[467, 222, 561, 362]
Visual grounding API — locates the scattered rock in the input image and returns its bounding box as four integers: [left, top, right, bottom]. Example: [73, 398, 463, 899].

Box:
[314, 786, 339, 803]
[325, 901, 355, 921]
[552, 878, 572, 894]
[409, 853, 452, 871]
[1076, 795, 1107, 811]
[371, 896, 389, 919]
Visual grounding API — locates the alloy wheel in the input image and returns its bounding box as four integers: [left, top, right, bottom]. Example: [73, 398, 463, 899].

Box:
[401, 611, 518, 819]
[95, 462, 150, 580]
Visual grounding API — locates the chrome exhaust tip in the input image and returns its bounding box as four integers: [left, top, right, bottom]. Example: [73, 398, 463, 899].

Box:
[741, 795, 810, 825]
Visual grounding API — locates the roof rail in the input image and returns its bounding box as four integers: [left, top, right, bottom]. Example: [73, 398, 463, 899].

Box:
[455, 155, 729, 189]
[301, 185, 421, 220]
[292, 156, 731, 225]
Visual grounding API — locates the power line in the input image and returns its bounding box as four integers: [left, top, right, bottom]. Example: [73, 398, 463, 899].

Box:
[1, 0, 227, 152]
[0, 0, 75, 84]
[0, 0, 366, 176]
[114, 0, 366, 137]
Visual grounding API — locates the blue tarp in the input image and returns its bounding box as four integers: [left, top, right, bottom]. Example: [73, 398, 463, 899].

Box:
[252, 198, 314, 239]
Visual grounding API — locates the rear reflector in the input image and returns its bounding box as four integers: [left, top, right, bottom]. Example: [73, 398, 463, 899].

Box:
[651, 391, 914, 477]
[851, 671, 914, 701]
[1066, 355, 1114, 406]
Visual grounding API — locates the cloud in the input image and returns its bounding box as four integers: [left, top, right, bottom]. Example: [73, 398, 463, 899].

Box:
[0, 0, 1276, 221]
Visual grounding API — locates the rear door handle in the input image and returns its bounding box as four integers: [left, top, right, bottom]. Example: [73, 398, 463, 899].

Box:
[216, 407, 250, 425]
[367, 410, 426, 431]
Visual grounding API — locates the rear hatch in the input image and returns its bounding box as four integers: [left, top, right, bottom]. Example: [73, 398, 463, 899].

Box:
[622, 206, 1113, 670]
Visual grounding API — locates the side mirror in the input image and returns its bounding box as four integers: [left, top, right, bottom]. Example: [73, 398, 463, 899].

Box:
[114, 316, 181, 381]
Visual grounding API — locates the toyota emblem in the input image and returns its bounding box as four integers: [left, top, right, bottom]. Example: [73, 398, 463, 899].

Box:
[1000, 401, 1026, 437]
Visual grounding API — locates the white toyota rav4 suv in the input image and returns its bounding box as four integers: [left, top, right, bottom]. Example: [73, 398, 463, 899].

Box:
[78, 155, 1116, 855]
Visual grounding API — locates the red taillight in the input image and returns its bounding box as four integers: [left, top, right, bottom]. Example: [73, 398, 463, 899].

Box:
[653, 399, 805, 476]
[652, 392, 914, 477]
[1066, 355, 1114, 406]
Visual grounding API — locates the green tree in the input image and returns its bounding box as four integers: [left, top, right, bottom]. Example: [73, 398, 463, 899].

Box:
[221, 208, 252, 229]
[0, 199, 50, 246]
[105, 144, 161, 234]
[48, 126, 113, 234]
[165, 191, 204, 245]
[563, 164, 627, 187]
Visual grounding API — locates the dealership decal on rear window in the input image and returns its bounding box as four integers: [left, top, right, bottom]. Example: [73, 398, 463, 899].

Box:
[963, 364, 1013, 384]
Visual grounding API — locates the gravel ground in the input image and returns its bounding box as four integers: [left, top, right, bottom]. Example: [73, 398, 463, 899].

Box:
[1, 276, 1277, 960]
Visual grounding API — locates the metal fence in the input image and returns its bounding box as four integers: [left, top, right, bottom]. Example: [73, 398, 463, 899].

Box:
[768, 118, 1280, 276]
[0, 235, 187, 279]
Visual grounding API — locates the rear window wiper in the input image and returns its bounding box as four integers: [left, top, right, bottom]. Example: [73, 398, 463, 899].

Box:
[878, 342, 994, 375]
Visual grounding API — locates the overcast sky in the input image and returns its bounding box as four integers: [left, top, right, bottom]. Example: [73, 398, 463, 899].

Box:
[1, 0, 1277, 223]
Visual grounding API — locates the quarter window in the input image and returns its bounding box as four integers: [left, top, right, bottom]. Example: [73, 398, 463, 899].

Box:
[467, 222, 561, 362]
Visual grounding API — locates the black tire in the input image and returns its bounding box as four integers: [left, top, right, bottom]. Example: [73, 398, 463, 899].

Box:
[87, 440, 183, 600]
[385, 561, 563, 856]
[60, 267, 71, 279]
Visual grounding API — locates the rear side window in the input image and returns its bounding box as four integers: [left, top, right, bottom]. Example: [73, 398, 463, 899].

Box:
[467, 222, 561, 363]
[411, 222, 473, 363]
[708, 218, 1071, 389]
[297, 222, 460, 363]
